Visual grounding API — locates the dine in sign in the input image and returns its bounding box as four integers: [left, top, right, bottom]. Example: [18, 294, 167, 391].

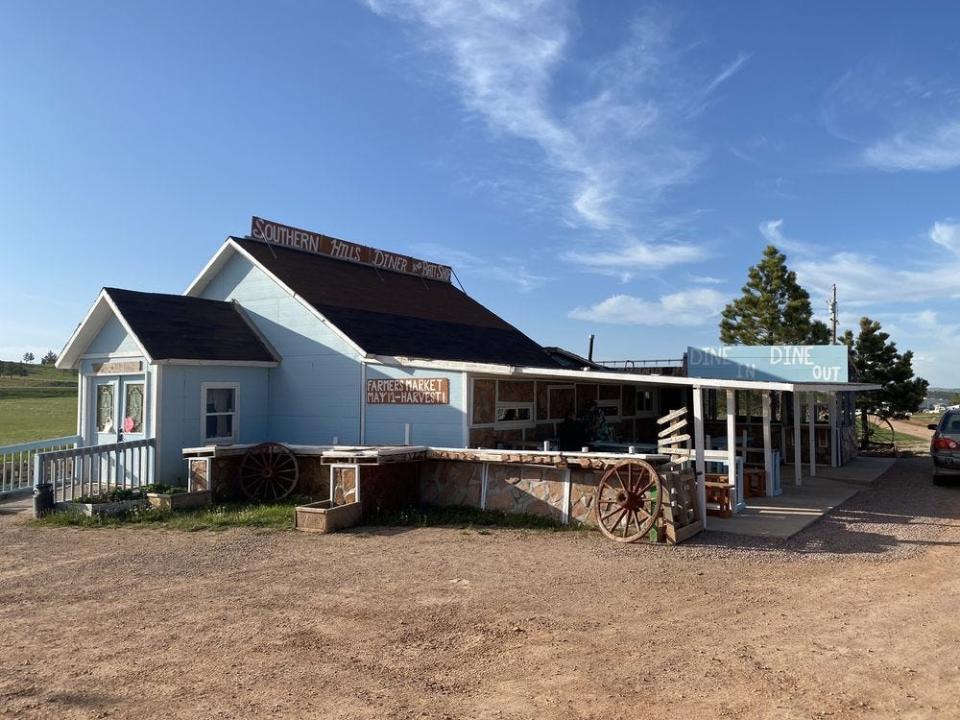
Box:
[686, 345, 849, 383]
[366, 378, 450, 405]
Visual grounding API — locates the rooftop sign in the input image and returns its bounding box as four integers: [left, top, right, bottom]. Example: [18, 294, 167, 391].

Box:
[249, 216, 453, 283]
[686, 345, 849, 383]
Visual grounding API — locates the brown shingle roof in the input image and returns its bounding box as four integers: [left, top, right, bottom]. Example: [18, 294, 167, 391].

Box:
[234, 238, 560, 368]
[106, 288, 276, 363]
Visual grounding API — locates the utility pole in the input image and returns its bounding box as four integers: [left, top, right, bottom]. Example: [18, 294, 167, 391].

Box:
[828, 284, 838, 345]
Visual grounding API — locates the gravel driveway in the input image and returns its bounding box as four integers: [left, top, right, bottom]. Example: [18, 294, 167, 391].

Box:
[1, 457, 958, 719]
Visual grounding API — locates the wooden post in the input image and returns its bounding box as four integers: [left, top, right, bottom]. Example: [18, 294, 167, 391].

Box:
[693, 386, 707, 528]
[726, 389, 736, 501]
[829, 393, 839, 468]
[808, 392, 817, 478]
[792, 392, 802, 487]
[762, 390, 773, 496]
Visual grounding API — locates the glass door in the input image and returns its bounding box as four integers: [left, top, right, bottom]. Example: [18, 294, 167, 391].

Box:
[93, 379, 119, 446]
[121, 380, 145, 439]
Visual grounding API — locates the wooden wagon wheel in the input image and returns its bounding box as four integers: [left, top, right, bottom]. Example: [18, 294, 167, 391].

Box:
[594, 460, 663, 543]
[239, 442, 299, 501]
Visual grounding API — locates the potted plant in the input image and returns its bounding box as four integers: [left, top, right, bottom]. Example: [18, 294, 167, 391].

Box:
[144, 483, 212, 511]
[295, 500, 362, 533]
[58, 488, 148, 517]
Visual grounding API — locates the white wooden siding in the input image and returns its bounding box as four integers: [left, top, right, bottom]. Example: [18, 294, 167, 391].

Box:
[197, 251, 363, 445]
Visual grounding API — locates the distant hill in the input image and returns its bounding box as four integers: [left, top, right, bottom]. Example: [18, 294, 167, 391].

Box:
[0, 361, 77, 400]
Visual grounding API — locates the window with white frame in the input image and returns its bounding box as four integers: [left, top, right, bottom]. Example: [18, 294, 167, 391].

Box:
[202, 384, 238, 444]
[596, 399, 621, 419]
[495, 402, 534, 428]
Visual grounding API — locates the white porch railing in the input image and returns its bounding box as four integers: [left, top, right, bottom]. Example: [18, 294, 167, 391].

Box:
[35, 438, 156, 503]
[0, 435, 82, 496]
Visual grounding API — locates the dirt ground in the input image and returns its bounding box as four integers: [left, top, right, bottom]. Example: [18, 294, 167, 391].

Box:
[2, 457, 959, 720]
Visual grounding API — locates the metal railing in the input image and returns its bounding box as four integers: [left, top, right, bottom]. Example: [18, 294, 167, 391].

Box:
[35, 438, 156, 503]
[595, 358, 685, 375]
[0, 435, 81, 496]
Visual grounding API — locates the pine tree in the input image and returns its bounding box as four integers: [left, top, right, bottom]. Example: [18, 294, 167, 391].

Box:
[720, 245, 828, 345]
[40, 350, 57, 366]
[843, 317, 928, 448]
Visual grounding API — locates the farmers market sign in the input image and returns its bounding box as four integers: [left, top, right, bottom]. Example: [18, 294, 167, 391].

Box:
[366, 378, 450, 405]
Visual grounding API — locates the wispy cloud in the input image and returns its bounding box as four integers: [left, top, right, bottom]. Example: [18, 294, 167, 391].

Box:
[758, 219, 819, 255]
[569, 288, 726, 326]
[689, 274, 724, 285]
[561, 238, 704, 282]
[364, 1, 735, 240]
[794, 231, 960, 307]
[409, 243, 549, 292]
[863, 120, 960, 171]
[822, 63, 960, 172]
[704, 52, 751, 95]
[930, 219, 960, 254]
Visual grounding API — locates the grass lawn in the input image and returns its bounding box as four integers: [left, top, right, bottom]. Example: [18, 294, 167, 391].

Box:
[859, 421, 929, 446]
[31, 502, 573, 533]
[0, 361, 78, 446]
[0, 395, 77, 446]
[31, 500, 302, 531]
[908, 412, 943, 427]
[0, 362, 76, 392]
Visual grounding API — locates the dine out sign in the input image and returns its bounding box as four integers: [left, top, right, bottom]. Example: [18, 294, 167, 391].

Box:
[686, 345, 849, 383]
[366, 378, 450, 405]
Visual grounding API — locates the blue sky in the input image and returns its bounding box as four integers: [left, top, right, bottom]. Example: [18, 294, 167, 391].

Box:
[3, 1, 960, 384]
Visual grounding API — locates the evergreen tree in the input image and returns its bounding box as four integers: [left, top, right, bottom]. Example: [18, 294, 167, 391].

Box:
[720, 245, 829, 345]
[41, 350, 57, 366]
[843, 317, 928, 448]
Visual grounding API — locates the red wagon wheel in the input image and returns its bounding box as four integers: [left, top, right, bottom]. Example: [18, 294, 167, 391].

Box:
[239, 442, 299, 501]
[594, 460, 663, 543]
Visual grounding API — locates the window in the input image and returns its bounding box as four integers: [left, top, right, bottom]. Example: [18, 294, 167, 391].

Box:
[637, 390, 654, 413]
[495, 402, 534, 428]
[596, 399, 620, 419]
[203, 384, 238, 443]
[123, 383, 144, 434]
[96, 384, 115, 433]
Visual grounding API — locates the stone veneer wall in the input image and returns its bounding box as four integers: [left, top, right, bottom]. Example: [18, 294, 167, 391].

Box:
[840, 425, 858, 465]
[419, 459, 602, 527]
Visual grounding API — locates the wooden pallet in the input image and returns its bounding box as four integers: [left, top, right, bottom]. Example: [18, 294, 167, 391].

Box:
[658, 468, 703, 544]
[657, 407, 692, 459]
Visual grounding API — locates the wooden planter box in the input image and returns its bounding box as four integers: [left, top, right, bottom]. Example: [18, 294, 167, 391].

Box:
[295, 500, 362, 534]
[57, 499, 146, 518]
[147, 490, 212, 511]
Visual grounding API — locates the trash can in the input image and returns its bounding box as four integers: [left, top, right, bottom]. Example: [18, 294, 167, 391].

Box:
[33, 483, 54, 518]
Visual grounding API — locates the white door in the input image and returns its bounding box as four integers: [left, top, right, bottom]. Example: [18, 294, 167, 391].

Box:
[90, 376, 147, 487]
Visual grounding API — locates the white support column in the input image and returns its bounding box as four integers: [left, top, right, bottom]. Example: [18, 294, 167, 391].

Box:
[693, 386, 707, 528]
[762, 391, 773, 496]
[808, 392, 817, 478]
[829, 393, 839, 468]
[792, 391, 802, 487]
[726, 389, 737, 498]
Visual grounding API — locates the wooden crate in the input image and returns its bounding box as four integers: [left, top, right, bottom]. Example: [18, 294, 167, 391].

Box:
[744, 467, 767, 498]
[705, 474, 733, 518]
[659, 468, 702, 544]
